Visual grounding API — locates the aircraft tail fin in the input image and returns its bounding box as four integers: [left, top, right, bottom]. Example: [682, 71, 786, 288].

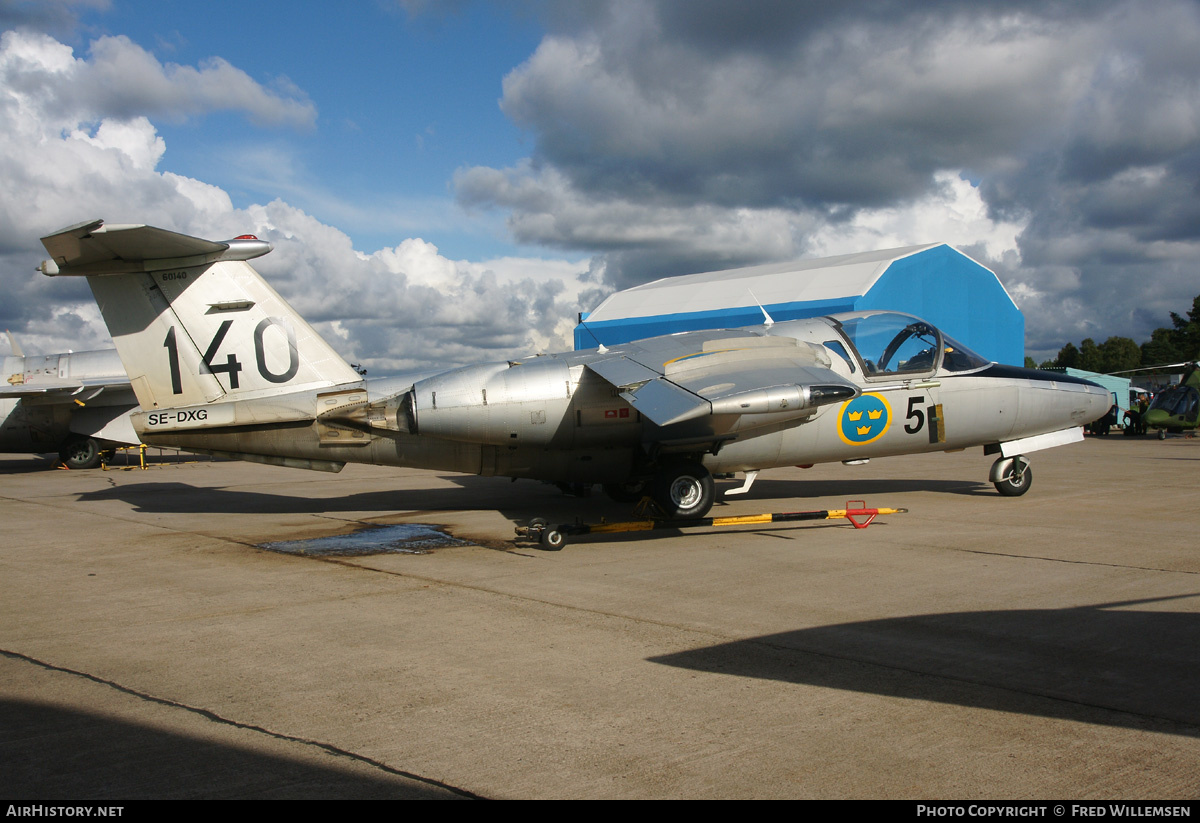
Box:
[39, 220, 362, 410]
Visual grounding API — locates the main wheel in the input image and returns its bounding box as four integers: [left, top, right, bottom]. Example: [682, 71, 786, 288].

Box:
[994, 458, 1032, 497]
[1159, 429, 1167, 440]
[59, 437, 101, 470]
[651, 459, 714, 519]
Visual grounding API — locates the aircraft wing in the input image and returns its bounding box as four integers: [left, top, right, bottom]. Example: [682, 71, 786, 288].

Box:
[0, 375, 132, 400]
[585, 330, 858, 427]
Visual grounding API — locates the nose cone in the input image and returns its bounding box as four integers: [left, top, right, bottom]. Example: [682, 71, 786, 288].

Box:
[1081, 381, 1113, 423]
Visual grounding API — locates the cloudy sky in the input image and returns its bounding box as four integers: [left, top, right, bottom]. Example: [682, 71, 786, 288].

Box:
[2, 0, 1198, 370]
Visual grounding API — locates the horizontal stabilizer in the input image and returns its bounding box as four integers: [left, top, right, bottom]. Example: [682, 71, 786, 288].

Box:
[40, 220, 271, 276]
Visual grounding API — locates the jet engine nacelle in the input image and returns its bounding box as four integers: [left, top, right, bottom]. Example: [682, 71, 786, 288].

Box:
[412, 357, 573, 447]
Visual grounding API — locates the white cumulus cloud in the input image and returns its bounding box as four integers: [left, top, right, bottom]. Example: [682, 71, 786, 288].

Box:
[0, 29, 593, 371]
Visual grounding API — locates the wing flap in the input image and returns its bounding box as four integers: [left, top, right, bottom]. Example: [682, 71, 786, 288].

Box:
[619, 378, 710, 427]
[586, 356, 661, 390]
[586, 333, 859, 428]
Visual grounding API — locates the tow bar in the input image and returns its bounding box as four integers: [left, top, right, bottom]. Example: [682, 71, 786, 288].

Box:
[515, 500, 908, 550]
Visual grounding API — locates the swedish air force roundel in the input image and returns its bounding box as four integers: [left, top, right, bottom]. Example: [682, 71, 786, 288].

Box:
[837, 392, 891, 446]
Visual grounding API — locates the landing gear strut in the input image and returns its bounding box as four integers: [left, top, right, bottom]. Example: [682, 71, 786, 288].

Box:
[602, 479, 648, 503]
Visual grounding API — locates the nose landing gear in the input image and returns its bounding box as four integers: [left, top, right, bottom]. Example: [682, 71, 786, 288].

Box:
[990, 454, 1032, 497]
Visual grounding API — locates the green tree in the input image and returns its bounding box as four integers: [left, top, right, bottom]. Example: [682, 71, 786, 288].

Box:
[1098, 336, 1140, 373]
[1170, 294, 1200, 359]
[1078, 338, 1102, 372]
[1141, 327, 1185, 366]
[1055, 341, 1080, 368]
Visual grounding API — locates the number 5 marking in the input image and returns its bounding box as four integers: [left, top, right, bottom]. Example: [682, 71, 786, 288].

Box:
[904, 395, 925, 434]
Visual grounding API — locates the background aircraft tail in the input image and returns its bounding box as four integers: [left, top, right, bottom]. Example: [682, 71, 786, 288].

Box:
[39, 219, 362, 411]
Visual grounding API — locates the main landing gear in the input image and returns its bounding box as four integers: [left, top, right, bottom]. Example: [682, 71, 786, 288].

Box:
[649, 459, 714, 519]
[989, 454, 1032, 497]
[602, 458, 716, 520]
[59, 436, 104, 470]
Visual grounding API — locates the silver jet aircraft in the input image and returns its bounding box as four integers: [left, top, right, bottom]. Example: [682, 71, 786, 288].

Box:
[38, 219, 1109, 516]
[2, 336, 139, 468]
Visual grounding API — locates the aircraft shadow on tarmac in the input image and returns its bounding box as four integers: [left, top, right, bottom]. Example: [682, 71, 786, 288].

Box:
[72, 477, 588, 516]
[733, 477, 991, 498]
[0, 698, 468, 799]
[71, 475, 990, 517]
[649, 594, 1200, 736]
[0, 455, 63, 475]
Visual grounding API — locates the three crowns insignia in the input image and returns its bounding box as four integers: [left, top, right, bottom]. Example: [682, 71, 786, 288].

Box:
[847, 401, 886, 438]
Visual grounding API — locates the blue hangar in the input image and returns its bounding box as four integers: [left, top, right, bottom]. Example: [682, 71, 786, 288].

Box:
[574, 243, 1025, 366]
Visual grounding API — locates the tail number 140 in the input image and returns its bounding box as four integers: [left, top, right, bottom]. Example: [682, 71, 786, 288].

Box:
[163, 318, 300, 394]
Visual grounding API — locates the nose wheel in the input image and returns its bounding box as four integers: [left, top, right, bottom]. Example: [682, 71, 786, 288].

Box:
[991, 455, 1032, 497]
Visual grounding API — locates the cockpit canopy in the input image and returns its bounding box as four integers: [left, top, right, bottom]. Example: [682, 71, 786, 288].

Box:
[1149, 384, 1200, 420]
[828, 312, 992, 378]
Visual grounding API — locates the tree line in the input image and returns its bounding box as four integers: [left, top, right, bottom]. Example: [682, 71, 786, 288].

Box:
[1029, 294, 1200, 373]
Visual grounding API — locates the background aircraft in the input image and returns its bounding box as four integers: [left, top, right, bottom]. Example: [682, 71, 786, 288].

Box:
[1, 336, 140, 468]
[1141, 363, 1200, 439]
[38, 219, 1110, 516]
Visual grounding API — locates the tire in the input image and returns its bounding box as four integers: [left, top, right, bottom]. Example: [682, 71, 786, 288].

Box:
[651, 459, 714, 519]
[540, 529, 566, 551]
[994, 459, 1032, 497]
[1159, 430, 1167, 440]
[603, 479, 648, 503]
[59, 437, 101, 470]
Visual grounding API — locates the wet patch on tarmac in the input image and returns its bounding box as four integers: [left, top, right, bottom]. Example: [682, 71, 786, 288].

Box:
[260, 524, 473, 556]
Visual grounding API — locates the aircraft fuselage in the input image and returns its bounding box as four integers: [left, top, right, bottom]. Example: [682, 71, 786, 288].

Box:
[134, 316, 1108, 486]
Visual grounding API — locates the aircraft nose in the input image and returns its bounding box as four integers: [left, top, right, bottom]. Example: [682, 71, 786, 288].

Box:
[1085, 382, 1110, 413]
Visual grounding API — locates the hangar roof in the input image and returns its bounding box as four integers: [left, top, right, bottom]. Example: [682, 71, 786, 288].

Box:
[587, 243, 944, 322]
[575, 242, 1024, 366]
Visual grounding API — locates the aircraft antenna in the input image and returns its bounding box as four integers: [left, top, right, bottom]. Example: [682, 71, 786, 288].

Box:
[575, 313, 609, 353]
[5, 330, 24, 358]
[748, 290, 775, 327]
